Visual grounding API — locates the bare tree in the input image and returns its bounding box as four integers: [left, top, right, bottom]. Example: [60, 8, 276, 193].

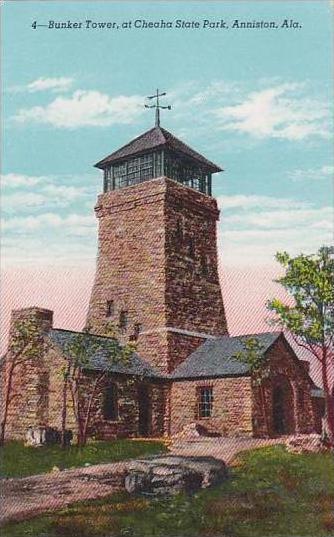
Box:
[61, 322, 135, 447]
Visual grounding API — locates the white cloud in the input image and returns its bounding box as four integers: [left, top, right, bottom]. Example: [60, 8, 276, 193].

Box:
[1, 192, 47, 209]
[214, 83, 331, 140]
[1, 235, 96, 266]
[287, 165, 334, 182]
[221, 226, 333, 266]
[13, 90, 144, 128]
[224, 206, 333, 229]
[219, 194, 308, 211]
[1, 173, 45, 187]
[2, 210, 97, 266]
[219, 193, 333, 265]
[185, 81, 240, 106]
[42, 184, 90, 200]
[27, 77, 74, 93]
[2, 213, 96, 234]
[2, 180, 92, 212]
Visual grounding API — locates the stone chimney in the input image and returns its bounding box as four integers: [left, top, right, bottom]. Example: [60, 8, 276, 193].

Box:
[3, 307, 54, 440]
[7, 307, 53, 349]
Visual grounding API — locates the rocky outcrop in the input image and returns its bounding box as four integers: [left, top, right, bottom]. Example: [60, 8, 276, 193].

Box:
[124, 455, 227, 495]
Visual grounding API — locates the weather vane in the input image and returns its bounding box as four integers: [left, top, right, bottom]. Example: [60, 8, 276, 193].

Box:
[145, 89, 171, 127]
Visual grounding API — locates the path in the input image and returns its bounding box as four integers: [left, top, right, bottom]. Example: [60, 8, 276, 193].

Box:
[1, 437, 284, 526]
[170, 436, 284, 463]
[0, 461, 127, 526]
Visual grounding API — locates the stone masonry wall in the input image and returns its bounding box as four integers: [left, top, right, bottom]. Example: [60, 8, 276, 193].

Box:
[166, 331, 206, 373]
[74, 375, 166, 440]
[2, 308, 54, 440]
[86, 177, 228, 374]
[3, 308, 167, 441]
[170, 377, 253, 437]
[164, 180, 227, 337]
[86, 179, 168, 370]
[46, 347, 77, 435]
[251, 336, 316, 438]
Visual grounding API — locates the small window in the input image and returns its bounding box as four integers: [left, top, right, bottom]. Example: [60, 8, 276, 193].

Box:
[176, 219, 183, 242]
[119, 310, 128, 330]
[131, 323, 142, 341]
[106, 300, 114, 317]
[201, 254, 209, 276]
[298, 387, 305, 408]
[187, 237, 195, 258]
[197, 387, 214, 418]
[103, 382, 118, 421]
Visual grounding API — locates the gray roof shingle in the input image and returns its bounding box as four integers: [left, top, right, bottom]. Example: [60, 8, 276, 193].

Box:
[170, 332, 281, 379]
[48, 330, 285, 381]
[49, 329, 162, 378]
[95, 126, 222, 173]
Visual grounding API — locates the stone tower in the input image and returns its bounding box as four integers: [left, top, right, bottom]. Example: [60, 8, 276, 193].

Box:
[86, 124, 228, 373]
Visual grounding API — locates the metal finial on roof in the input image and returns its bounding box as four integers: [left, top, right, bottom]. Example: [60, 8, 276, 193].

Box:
[145, 88, 171, 127]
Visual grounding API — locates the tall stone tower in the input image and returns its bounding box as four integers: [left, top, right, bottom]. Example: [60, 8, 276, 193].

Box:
[87, 116, 228, 373]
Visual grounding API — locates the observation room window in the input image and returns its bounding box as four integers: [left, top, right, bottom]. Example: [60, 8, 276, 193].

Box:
[102, 150, 213, 196]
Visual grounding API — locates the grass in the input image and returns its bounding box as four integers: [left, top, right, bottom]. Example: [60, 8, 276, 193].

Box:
[2, 445, 334, 537]
[0, 439, 167, 478]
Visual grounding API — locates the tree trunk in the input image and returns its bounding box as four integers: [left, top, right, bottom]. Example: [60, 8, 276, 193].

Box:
[81, 390, 95, 446]
[0, 361, 16, 446]
[80, 375, 104, 446]
[322, 353, 334, 442]
[60, 372, 69, 449]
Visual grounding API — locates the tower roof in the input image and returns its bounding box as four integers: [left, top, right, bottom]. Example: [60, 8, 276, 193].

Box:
[95, 126, 222, 173]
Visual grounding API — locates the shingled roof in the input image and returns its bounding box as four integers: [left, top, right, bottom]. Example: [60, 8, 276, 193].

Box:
[49, 329, 163, 378]
[170, 332, 282, 379]
[95, 126, 222, 173]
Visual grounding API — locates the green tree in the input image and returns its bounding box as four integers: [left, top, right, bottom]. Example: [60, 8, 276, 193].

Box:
[62, 321, 136, 447]
[234, 337, 271, 435]
[268, 246, 334, 440]
[0, 317, 47, 445]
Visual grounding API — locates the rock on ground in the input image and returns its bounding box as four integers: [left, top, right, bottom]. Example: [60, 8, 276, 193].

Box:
[125, 455, 227, 495]
[172, 422, 221, 440]
[285, 434, 331, 454]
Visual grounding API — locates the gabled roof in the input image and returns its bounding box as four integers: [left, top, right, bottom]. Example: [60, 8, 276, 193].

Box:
[170, 332, 281, 379]
[95, 126, 222, 173]
[47, 329, 318, 388]
[49, 329, 163, 378]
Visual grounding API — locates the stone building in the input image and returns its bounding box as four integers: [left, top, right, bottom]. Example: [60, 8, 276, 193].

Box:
[3, 117, 324, 441]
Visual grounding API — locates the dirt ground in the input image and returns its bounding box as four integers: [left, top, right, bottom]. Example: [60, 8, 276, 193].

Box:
[169, 436, 283, 463]
[0, 436, 284, 526]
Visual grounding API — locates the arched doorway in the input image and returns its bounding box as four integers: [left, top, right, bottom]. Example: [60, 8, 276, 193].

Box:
[272, 377, 295, 435]
[138, 384, 152, 437]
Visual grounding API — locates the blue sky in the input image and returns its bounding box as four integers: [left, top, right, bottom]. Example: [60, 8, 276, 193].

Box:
[2, 0, 333, 267]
